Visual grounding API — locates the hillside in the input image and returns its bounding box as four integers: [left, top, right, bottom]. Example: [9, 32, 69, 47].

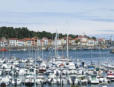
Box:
[0, 26, 96, 40]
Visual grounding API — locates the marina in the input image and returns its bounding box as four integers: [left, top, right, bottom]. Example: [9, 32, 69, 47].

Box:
[0, 49, 114, 87]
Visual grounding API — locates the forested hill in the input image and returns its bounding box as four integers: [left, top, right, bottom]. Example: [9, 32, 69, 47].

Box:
[0, 26, 79, 39]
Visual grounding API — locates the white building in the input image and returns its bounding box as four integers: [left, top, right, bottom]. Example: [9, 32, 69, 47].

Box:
[23, 38, 32, 46]
[0, 41, 8, 47]
[42, 37, 48, 46]
[9, 38, 18, 47]
[17, 39, 25, 47]
[60, 38, 66, 45]
[57, 39, 62, 46]
[0, 37, 8, 47]
[87, 39, 95, 47]
[37, 39, 41, 46]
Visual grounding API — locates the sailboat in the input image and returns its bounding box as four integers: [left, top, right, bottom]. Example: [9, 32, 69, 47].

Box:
[38, 43, 47, 74]
[47, 33, 78, 85]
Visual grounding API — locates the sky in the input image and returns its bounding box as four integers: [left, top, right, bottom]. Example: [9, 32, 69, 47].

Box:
[0, 0, 114, 39]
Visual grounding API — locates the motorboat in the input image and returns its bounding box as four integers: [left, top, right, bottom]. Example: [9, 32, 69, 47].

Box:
[24, 75, 35, 86]
[88, 75, 99, 84]
[107, 70, 114, 81]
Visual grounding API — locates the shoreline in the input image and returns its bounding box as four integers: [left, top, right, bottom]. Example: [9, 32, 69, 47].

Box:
[0, 46, 111, 51]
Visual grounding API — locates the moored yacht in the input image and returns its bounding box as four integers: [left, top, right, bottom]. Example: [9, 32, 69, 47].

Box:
[107, 70, 114, 81]
[88, 74, 99, 84]
[24, 75, 35, 86]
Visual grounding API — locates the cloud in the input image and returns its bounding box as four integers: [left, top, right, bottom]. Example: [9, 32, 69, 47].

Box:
[0, 0, 114, 37]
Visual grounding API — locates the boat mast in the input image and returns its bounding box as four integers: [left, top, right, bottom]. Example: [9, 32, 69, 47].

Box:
[110, 35, 112, 47]
[55, 32, 58, 57]
[67, 34, 69, 58]
[41, 42, 43, 59]
[34, 46, 37, 87]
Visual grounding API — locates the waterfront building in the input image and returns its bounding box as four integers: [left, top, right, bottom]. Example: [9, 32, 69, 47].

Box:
[37, 39, 41, 46]
[94, 40, 99, 46]
[105, 40, 112, 47]
[75, 35, 87, 47]
[60, 38, 66, 46]
[64, 36, 72, 45]
[71, 38, 79, 45]
[48, 39, 53, 46]
[40, 40, 44, 47]
[31, 37, 38, 46]
[57, 39, 62, 46]
[23, 38, 32, 47]
[17, 39, 25, 47]
[87, 39, 96, 47]
[42, 37, 48, 46]
[8, 38, 18, 47]
[0, 37, 8, 47]
[98, 38, 106, 48]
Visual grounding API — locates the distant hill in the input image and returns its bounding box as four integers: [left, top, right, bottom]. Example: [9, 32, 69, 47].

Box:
[0, 26, 96, 40]
[0, 26, 78, 39]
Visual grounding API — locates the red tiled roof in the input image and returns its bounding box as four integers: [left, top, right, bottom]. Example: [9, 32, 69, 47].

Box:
[72, 38, 79, 40]
[23, 38, 32, 41]
[9, 38, 18, 40]
[18, 39, 25, 41]
[98, 38, 105, 42]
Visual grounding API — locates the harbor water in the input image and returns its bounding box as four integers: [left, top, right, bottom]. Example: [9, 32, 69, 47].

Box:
[1, 49, 114, 64]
